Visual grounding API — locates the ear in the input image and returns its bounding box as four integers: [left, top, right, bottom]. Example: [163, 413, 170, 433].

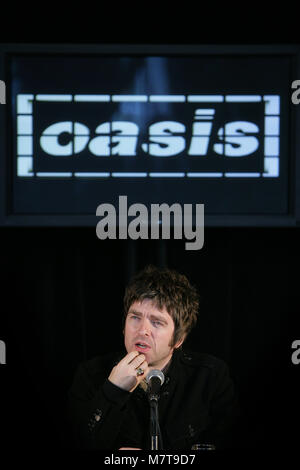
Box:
[174, 335, 186, 350]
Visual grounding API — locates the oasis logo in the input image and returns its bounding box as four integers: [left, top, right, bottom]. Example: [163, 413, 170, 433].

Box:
[16, 93, 280, 179]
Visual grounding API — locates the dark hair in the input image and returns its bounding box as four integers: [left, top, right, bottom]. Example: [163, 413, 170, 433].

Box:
[123, 265, 199, 348]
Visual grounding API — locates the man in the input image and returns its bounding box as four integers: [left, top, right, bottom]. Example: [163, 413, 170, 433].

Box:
[67, 265, 239, 450]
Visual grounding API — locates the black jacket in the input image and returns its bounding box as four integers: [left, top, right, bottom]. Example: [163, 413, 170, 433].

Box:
[67, 349, 240, 450]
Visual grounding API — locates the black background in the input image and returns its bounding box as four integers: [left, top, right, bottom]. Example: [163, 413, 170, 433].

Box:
[1, 6, 300, 466]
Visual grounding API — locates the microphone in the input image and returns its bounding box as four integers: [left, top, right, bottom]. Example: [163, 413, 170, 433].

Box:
[146, 369, 165, 401]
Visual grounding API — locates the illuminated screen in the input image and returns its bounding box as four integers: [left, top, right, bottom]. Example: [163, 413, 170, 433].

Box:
[1, 47, 297, 225]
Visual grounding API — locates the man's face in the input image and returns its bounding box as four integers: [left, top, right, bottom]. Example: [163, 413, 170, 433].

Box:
[124, 299, 184, 371]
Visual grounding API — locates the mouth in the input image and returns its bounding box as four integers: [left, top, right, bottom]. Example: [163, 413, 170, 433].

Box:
[134, 342, 151, 353]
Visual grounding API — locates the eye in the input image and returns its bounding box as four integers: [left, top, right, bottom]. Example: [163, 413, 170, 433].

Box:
[130, 314, 140, 320]
[152, 320, 163, 327]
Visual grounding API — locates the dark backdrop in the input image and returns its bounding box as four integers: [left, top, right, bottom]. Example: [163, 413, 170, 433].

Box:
[0, 1, 300, 462]
[1, 226, 299, 452]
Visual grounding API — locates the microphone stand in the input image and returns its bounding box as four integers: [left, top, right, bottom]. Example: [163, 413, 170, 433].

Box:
[146, 370, 165, 450]
[148, 393, 163, 450]
[149, 396, 159, 450]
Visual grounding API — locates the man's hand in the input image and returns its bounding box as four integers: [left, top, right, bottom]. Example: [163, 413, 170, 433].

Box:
[108, 351, 149, 392]
[119, 447, 142, 450]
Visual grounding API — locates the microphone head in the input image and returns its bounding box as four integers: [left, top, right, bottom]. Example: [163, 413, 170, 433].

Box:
[146, 369, 165, 386]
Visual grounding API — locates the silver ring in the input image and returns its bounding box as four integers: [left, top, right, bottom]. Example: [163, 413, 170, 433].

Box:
[136, 367, 144, 377]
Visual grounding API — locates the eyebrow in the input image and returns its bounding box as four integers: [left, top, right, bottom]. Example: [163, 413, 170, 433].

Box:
[128, 309, 168, 323]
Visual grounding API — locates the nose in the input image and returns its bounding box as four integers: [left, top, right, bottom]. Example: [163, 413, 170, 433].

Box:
[137, 317, 151, 336]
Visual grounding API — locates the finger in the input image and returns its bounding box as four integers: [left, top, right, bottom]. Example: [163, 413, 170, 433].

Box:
[121, 351, 140, 364]
[130, 354, 146, 368]
[135, 359, 148, 371]
[135, 361, 149, 379]
[139, 359, 148, 369]
[141, 362, 149, 376]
